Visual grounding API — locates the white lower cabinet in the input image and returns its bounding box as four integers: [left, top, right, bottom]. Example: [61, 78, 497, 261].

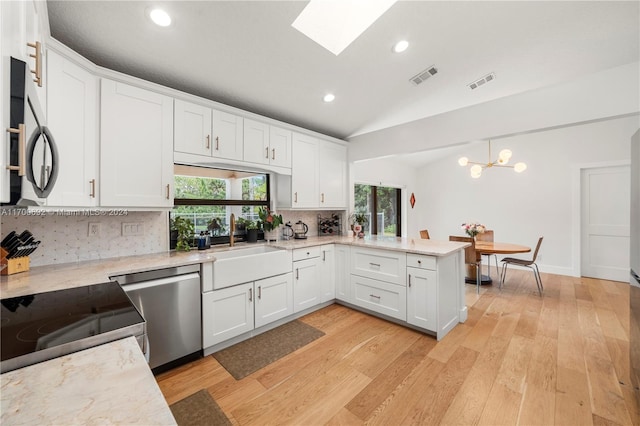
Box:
[255, 273, 294, 328]
[202, 273, 293, 348]
[407, 266, 437, 331]
[293, 249, 321, 313]
[202, 282, 254, 348]
[335, 244, 351, 302]
[320, 244, 335, 302]
[351, 274, 407, 321]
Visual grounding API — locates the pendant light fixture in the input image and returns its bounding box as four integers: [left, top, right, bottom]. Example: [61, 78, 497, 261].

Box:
[458, 140, 527, 179]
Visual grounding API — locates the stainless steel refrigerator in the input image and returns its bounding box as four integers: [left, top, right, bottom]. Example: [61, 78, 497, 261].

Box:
[630, 129, 640, 406]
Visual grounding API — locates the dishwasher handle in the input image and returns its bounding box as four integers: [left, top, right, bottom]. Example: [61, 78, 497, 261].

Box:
[119, 272, 200, 292]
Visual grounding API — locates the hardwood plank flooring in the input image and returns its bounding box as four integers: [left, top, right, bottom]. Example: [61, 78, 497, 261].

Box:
[156, 269, 639, 425]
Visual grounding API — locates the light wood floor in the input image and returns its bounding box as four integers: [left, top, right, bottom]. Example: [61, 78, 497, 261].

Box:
[156, 268, 640, 425]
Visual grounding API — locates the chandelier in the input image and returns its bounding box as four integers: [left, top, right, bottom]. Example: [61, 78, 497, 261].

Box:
[458, 140, 527, 179]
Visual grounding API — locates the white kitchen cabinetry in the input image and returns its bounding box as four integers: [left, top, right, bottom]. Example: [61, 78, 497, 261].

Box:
[202, 282, 254, 348]
[351, 274, 407, 321]
[213, 109, 243, 161]
[46, 50, 98, 206]
[100, 79, 174, 207]
[244, 120, 292, 169]
[290, 132, 319, 208]
[318, 142, 347, 208]
[254, 273, 294, 328]
[293, 247, 322, 312]
[335, 244, 351, 302]
[174, 99, 212, 157]
[320, 244, 335, 302]
[351, 247, 407, 286]
[407, 266, 437, 331]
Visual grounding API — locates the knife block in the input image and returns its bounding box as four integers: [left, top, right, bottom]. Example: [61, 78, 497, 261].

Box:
[1, 248, 30, 275]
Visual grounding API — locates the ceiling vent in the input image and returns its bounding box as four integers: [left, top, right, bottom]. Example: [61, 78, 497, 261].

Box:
[468, 72, 496, 90]
[410, 65, 438, 86]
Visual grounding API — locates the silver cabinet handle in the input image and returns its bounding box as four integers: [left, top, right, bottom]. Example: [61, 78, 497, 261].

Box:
[265, 147, 269, 158]
[294, 192, 298, 203]
[90, 179, 96, 198]
[206, 135, 211, 149]
[369, 294, 381, 299]
[166, 184, 170, 199]
[249, 288, 253, 302]
[322, 251, 326, 261]
[408, 274, 412, 287]
[369, 262, 380, 268]
[296, 268, 299, 280]
[321, 193, 324, 203]
[272, 148, 275, 160]
[215, 136, 219, 150]
[258, 286, 262, 299]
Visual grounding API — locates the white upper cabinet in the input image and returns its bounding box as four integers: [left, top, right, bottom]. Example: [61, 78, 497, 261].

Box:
[100, 79, 173, 207]
[319, 142, 347, 209]
[243, 118, 270, 165]
[244, 120, 292, 169]
[46, 50, 98, 207]
[291, 132, 319, 208]
[269, 126, 292, 168]
[174, 99, 212, 157]
[212, 109, 243, 161]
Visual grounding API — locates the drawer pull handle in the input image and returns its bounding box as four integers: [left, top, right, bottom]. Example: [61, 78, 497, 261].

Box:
[265, 147, 269, 158]
[258, 286, 262, 300]
[408, 274, 412, 287]
[294, 192, 298, 203]
[249, 288, 253, 302]
[296, 268, 299, 280]
[417, 260, 422, 265]
[322, 251, 325, 261]
[206, 135, 211, 149]
[215, 136, 219, 150]
[272, 148, 275, 160]
[166, 184, 170, 199]
[369, 294, 381, 299]
[90, 179, 96, 198]
[369, 262, 380, 268]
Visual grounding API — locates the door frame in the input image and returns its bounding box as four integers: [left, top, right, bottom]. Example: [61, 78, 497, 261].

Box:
[572, 160, 630, 278]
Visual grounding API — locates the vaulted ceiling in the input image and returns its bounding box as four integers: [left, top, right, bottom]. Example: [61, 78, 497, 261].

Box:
[46, 1, 639, 142]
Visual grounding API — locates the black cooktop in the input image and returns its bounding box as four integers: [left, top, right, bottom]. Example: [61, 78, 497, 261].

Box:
[1, 281, 145, 372]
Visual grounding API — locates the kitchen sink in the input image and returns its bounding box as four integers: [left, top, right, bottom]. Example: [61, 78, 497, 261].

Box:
[210, 245, 292, 289]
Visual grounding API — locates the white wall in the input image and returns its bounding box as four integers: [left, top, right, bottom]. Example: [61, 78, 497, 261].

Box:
[415, 115, 640, 276]
[352, 158, 419, 238]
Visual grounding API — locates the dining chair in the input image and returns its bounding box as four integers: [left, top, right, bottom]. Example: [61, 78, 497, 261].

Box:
[499, 236, 544, 296]
[420, 229, 430, 239]
[476, 230, 498, 277]
[449, 235, 482, 294]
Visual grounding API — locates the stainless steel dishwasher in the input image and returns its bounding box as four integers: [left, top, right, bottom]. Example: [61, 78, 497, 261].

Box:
[112, 264, 202, 372]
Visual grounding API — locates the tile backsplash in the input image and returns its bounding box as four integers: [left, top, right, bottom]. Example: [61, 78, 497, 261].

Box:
[1, 211, 169, 267]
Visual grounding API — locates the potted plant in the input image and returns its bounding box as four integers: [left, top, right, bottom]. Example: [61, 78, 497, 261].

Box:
[258, 207, 283, 242]
[171, 216, 195, 251]
[245, 220, 259, 243]
[349, 212, 368, 238]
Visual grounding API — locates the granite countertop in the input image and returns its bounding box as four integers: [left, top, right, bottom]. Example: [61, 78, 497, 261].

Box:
[1, 236, 467, 299]
[0, 336, 176, 425]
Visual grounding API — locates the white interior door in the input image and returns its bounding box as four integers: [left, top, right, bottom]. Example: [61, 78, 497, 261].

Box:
[581, 165, 630, 281]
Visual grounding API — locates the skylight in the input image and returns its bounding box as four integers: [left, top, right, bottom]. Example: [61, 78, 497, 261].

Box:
[292, 0, 398, 56]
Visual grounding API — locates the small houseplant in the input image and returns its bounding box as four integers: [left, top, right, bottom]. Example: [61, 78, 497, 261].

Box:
[245, 219, 259, 243]
[258, 207, 283, 241]
[171, 216, 195, 251]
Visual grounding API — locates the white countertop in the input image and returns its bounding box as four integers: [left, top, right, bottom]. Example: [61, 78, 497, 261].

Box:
[1, 336, 176, 425]
[1, 235, 467, 299]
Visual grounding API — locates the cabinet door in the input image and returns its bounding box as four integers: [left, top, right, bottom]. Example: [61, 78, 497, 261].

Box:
[335, 245, 351, 302]
[255, 273, 293, 328]
[202, 283, 254, 348]
[293, 257, 321, 313]
[46, 50, 97, 206]
[320, 244, 335, 302]
[269, 126, 292, 168]
[174, 99, 212, 156]
[407, 266, 437, 331]
[212, 109, 243, 161]
[243, 118, 270, 165]
[291, 133, 319, 208]
[319, 142, 347, 208]
[100, 79, 173, 207]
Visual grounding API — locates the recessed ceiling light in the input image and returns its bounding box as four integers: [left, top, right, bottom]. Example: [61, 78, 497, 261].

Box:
[323, 93, 335, 103]
[393, 40, 409, 53]
[149, 8, 171, 27]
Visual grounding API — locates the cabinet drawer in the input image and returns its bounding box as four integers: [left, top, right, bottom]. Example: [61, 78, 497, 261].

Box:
[406, 254, 437, 270]
[292, 246, 321, 262]
[350, 275, 407, 321]
[351, 247, 407, 285]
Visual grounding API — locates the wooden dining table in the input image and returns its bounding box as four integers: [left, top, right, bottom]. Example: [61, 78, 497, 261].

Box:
[470, 241, 531, 285]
